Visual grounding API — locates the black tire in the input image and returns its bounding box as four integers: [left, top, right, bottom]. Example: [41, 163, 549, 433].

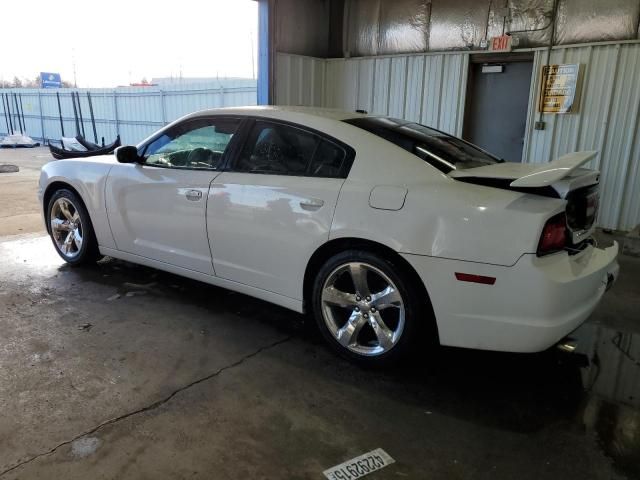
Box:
[311, 249, 434, 367]
[46, 189, 100, 266]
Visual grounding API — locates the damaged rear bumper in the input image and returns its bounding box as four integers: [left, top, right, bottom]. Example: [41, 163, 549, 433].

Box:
[402, 242, 619, 353]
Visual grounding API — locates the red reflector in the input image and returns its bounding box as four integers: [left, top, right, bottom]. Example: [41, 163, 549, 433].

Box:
[455, 272, 496, 285]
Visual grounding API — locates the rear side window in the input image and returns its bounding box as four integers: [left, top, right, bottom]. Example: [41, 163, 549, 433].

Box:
[309, 141, 347, 177]
[234, 120, 350, 178]
[236, 121, 318, 175]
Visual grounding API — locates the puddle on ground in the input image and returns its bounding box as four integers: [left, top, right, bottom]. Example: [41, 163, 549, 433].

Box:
[572, 323, 640, 478]
[70, 436, 102, 458]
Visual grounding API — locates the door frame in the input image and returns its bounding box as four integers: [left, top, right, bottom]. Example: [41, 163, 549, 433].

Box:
[224, 116, 356, 175]
[462, 52, 535, 161]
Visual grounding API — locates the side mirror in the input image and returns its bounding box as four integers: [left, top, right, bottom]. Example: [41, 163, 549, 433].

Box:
[115, 145, 142, 164]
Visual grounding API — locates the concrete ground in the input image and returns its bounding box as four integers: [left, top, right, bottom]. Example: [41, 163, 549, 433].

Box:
[0, 147, 639, 479]
[0, 147, 50, 237]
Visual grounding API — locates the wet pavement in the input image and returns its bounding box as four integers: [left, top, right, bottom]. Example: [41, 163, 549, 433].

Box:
[574, 323, 640, 478]
[0, 147, 51, 237]
[0, 233, 639, 479]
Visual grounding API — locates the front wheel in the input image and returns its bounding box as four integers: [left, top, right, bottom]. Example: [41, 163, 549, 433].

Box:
[47, 189, 100, 265]
[312, 250, 429, 366]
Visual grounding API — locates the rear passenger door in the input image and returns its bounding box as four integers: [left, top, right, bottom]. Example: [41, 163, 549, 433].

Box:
[206, 119, 353, 300]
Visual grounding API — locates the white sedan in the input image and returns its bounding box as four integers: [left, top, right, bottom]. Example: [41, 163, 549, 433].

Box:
[39, 106, 619, 365]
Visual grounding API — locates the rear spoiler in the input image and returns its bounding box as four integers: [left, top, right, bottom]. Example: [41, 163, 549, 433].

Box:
[449, 151, 598, 188]
[509, 151, 598, 188]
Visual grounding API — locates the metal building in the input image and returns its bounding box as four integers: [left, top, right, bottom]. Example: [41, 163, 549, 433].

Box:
[260, 0, 640, 232]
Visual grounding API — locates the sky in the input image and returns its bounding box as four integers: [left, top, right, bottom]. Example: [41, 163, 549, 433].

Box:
[0, 0, 258, 87]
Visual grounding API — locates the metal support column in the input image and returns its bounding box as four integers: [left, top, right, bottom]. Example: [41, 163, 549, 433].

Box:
[257, 0, 272, 105]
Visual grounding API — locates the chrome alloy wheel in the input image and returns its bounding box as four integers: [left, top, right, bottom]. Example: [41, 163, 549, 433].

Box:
[50, 198, 83, 258]
[321, 262, 406, 356]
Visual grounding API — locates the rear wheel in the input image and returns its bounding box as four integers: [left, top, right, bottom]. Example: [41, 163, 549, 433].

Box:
[47, 189, 100, 265]
[312, 250, 429, 366]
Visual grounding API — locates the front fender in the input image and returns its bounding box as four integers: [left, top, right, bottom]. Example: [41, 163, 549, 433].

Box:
[40, 158, 117, 249]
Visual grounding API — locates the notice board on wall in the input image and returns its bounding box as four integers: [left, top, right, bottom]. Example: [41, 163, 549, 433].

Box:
[538, 64, 582, 114]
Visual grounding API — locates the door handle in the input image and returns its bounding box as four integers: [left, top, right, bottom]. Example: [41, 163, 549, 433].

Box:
[185, 189, 203, 201]
[300, 198, 324, 210]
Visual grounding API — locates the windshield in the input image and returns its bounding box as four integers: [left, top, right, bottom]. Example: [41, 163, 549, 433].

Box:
[344, 117, 502, 172]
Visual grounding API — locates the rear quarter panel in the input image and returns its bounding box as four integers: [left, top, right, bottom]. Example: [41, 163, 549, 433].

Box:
[328, 133, 566, 266]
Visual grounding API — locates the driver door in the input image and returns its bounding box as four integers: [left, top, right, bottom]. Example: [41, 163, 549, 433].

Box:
[105, 117, 242, 275]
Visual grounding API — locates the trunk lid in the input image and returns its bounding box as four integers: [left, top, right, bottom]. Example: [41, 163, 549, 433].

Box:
[449, 151, 600, 245]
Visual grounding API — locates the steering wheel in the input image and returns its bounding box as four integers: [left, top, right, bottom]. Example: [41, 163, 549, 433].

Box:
[187, 148, 214, 168]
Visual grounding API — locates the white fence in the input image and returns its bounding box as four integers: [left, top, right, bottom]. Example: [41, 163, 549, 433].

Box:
[0, 81, 257, 146]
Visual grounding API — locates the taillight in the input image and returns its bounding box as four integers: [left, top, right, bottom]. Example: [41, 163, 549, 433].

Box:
[537, 213, 568, 256]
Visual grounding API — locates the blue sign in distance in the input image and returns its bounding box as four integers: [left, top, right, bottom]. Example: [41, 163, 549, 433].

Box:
[40, 72, 62, 88]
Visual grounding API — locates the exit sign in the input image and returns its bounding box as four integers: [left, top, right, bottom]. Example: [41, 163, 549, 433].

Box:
[489, 35, 512, 52]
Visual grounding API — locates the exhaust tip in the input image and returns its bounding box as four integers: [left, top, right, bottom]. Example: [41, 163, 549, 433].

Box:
[557, 338, 578, 353]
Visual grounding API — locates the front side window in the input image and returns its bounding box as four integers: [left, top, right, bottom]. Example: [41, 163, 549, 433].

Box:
[345, 117, 502, 173]
[143, 118, 240, 170]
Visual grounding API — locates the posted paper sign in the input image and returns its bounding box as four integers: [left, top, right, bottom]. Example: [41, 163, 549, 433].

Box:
[538, 64, 582, 114]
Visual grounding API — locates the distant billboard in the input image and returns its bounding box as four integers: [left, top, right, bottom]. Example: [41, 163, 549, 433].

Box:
[40, 72, 62, 88]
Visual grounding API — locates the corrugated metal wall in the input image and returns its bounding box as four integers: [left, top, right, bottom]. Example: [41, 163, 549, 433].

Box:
[276, 52, 469, 135]
[524, 43, 640, 231]
[324, 53, 469, 135]
[275, 42, 639, 230]
[275, 53, 326, 106]
[0, 82, 257, 146]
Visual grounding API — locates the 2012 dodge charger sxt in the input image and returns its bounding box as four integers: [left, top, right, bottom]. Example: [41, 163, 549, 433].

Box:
[39, 106, 619, 365]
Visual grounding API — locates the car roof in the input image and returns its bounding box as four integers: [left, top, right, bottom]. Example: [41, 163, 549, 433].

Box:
[181, 105, 370, 123]
[136, 106, 375, 149]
